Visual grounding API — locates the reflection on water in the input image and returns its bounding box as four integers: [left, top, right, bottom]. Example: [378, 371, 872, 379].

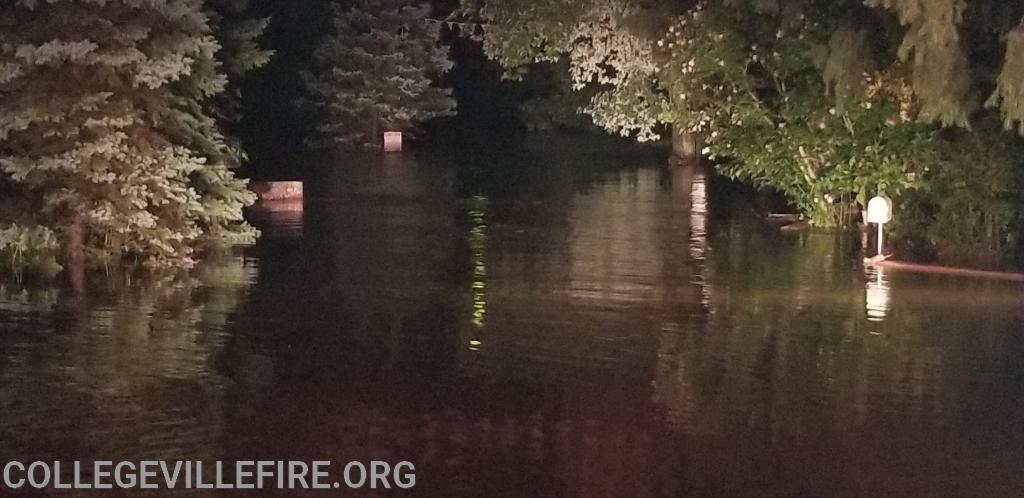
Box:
[864, 265, 891, 323]
[1, 147, 1024, 496]
[465, 195, 489, 338]
[0, 255, 257, 464]
[248, 201, 304, 238]
[688, 169, 712, 311]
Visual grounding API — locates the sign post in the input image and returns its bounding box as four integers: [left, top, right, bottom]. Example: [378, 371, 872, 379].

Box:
[866, 195, 893, 257]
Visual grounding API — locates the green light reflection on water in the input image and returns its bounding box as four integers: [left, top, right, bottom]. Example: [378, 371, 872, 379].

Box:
[466, 195, 489, 349]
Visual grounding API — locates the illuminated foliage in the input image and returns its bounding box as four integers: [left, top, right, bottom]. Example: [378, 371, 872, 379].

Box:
[659, 2, 939, 226]
[468, 0, 668, 141]
[470, 0, 1024, 244]
[661, 0, 1024, 239]
[0, 0, 267, 271]
[988, 21, 1024, 135]
[865, 0, 974, 127]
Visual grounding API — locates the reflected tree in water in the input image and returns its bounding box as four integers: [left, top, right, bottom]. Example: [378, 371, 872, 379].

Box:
[0, 254, 257, 461]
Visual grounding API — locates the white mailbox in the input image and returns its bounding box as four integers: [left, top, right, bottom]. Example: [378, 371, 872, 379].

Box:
[383, 131, 402, 152]
[866, 194, 893, 258]
[866, 195, 892, 224]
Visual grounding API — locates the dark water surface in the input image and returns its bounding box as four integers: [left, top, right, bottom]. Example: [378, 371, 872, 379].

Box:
[2, 146, 1024, 497]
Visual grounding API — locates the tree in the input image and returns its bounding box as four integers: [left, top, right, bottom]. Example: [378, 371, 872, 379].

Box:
[301, 0, 457, 149]
[464, 0, 1024, 248]
[206, 0, 274, 138]
[466, 0, 669, 142]
[660, 0, 1024, 241]
[0, 0, 267, 272]
[517, 61, 599, 133]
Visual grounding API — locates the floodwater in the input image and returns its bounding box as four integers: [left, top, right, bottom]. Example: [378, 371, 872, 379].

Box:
[1, 143, 1023, 497]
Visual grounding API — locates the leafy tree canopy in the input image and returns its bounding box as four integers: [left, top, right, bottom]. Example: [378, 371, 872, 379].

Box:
[460, 0, 1024, 247]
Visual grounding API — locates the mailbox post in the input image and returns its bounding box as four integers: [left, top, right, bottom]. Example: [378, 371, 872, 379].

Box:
[866, 195, 893, 257]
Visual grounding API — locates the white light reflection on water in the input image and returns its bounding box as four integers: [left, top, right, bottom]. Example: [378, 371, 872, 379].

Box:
[688, 170, 712, 310]
[864, 264, 891, 323]
[688, 173, 707, 260]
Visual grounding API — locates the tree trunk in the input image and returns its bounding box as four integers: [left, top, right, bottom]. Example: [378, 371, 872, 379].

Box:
[372, 110, 380, 150]
[671, 124, 702, 161]
[65, 215, 86, 293]
[65, 215, 85, 266]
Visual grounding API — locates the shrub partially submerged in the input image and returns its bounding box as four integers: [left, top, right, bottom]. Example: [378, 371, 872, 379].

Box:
[0, 225, 61, 277]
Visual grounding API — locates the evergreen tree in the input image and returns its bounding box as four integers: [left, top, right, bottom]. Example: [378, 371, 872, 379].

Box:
[302, 0, 456, 149]
[206, 0, 274, 136]
[0, 0, 267, 271]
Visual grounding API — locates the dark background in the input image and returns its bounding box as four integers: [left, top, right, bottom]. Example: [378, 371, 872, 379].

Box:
[237, 0, 534, 180]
